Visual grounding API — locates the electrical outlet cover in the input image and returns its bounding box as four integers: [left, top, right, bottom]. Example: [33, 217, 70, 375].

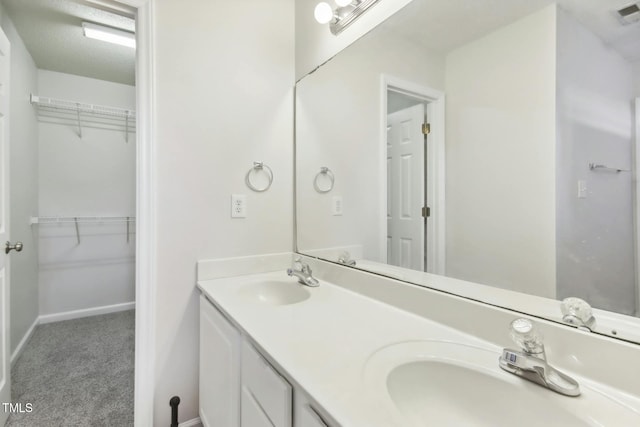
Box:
[332, 196, 343, 216]
[231, 194, 247, 218]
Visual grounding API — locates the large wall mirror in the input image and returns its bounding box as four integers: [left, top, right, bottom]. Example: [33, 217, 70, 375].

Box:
[295, 0, 640, 343]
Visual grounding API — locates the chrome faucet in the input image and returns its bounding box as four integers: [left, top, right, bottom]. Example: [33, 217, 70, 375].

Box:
[287, 258, 319, 287]
[499, 318, 580, 397]
[337, 251, 356, 266]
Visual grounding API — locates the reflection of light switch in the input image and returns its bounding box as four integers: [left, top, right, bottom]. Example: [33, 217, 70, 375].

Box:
[332, 196, 343, 216]
[577, 180, 587, 199]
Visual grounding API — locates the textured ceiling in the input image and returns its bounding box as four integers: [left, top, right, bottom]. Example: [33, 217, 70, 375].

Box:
[2, 0, 135, 85]
[382, 0, 640, 63]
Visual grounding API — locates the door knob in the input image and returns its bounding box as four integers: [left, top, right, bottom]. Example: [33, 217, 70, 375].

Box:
[5, 241, 23, 254]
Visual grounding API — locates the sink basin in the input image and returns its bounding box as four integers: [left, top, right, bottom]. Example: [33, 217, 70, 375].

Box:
[388, 360, 585, 426]
[238, 280, 311, 306]
[363, 341, 640, 427]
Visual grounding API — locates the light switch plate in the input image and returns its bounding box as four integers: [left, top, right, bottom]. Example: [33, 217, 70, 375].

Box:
[577, 180, 587, 199]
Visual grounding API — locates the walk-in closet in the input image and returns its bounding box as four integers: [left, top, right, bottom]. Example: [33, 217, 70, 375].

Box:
[0, 0, 137, 424]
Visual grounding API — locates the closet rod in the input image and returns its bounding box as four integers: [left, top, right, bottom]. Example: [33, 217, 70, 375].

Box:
[30, 95, 136, 119]
[31, 216, 136, 244]
[37, 118, 136, 134]
[31, 94, 136, 141]
[30, 216, 136, 225]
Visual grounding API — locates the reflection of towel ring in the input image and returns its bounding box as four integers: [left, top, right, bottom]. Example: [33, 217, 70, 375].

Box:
[246, 161, 273, 192]
[314, 167, 334, 193]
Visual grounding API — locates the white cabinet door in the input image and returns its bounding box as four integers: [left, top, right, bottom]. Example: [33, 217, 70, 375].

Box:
[199, 295, 240, 427]
[297, 405, 328, 427]
[294, 390, 332, 427]
[241, 387, 276, 427]
[241, 340, 292, 427]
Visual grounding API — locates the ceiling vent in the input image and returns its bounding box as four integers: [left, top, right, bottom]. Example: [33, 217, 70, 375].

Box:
[617, 3, 640, 24]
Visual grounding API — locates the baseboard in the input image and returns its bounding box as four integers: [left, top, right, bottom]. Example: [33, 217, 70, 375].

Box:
[10, 317, 39, 366]
[179, 417, 202, 427]
[39, 301, 136, 324]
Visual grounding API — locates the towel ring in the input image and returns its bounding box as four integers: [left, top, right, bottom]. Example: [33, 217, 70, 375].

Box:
[314, 167, 335, 193]
[246, 161, 273, 192]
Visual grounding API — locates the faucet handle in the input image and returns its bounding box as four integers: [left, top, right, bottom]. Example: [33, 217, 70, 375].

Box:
[293, 257, 311, 273]
[509, 318, 544, 355]
[561, 297, 596, 331]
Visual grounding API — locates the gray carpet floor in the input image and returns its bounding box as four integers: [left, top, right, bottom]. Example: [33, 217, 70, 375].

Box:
[6, 310, 135, 427]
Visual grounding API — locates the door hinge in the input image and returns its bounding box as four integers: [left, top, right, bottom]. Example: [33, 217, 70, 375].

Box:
[422, 206, 431, 218]
[422, 123, 431, 135]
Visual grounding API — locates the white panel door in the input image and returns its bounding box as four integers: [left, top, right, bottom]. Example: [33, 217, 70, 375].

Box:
[387, 104, 425, 270]
[0, 25, 10, 427]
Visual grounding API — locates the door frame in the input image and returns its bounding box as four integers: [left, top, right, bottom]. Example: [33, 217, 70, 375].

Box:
[379, 75, 445, 274]
[108, 0, 155, 425]
[635, 97, 640, 316]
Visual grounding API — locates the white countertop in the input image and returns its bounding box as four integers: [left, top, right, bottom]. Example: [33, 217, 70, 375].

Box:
[197, 270, 640, 426]
[199, 271, 494, 426]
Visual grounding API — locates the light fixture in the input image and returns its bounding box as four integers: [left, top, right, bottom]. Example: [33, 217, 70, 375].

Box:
[314, 2, 334, 24]
[82, 22, 136, 49]
[313, 0, 381, 35]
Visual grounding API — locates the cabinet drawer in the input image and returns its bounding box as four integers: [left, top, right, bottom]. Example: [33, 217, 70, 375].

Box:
[241, 340, 292, 427]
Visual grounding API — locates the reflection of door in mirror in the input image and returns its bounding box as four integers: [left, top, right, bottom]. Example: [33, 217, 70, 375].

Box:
[386, 99, 425, 271]
[383, 81, 446, 276]
[295, 0, 640, 342]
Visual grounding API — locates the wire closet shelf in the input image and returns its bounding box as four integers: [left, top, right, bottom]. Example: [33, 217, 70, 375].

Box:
[30, 216, 136, 244]
[30, 216, 136, 225]
[30, 94, 136, 142]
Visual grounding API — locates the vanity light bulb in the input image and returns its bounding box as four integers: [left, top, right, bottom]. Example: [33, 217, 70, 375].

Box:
[335, 0, 353, 7]
[314, 2, 334, 24]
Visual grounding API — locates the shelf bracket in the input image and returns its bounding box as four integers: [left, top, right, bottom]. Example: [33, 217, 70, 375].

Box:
[74, 217, 81, 244]
[76, 103, 83, 139]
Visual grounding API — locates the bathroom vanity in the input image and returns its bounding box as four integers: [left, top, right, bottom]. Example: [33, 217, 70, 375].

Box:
[197, 254, 640, 427]
[199, 289, 331, 427]
[197, 0, 640, 424]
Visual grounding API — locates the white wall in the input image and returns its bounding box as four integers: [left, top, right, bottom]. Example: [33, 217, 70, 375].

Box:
[296, 27, 445, 262]
[1, 12, 39, 355]
[151, 0, 294, 422]
[444, 5, 557, 298]
[37, 70, 136, 316]
[295, 0, 413, 79]
[556, 8, 635, 314]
